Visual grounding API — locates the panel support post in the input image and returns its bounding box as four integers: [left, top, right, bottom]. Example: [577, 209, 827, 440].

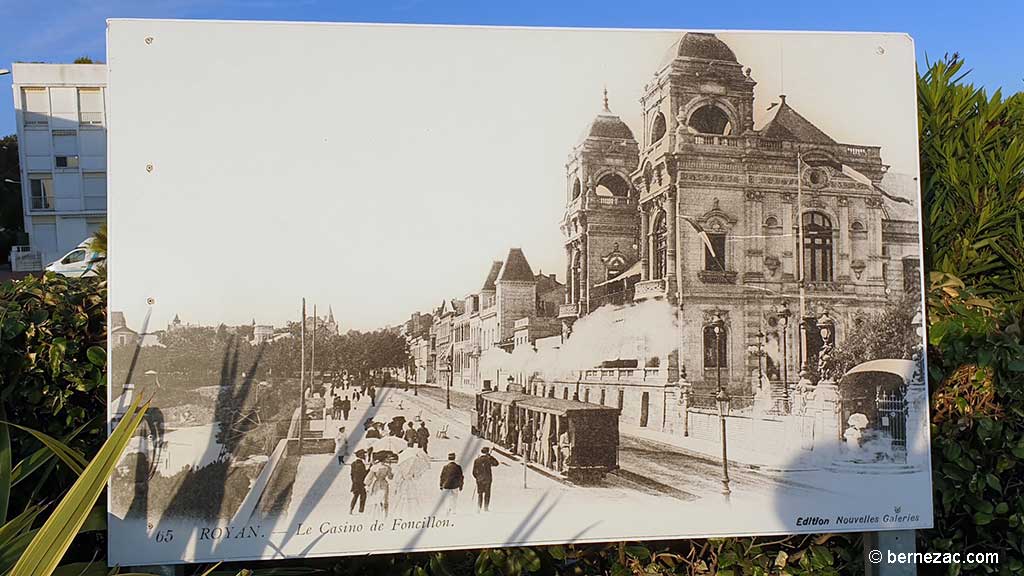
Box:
[864, 530, 917, 576]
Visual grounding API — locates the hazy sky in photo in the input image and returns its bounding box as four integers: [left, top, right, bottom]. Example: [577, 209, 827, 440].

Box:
[107, 21, 919, 332]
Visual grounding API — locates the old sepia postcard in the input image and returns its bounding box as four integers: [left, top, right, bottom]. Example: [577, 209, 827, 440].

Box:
[106, 19, 932, 565]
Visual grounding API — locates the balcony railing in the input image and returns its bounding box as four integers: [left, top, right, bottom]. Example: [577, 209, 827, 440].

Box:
[573, 367, 666, 383]
[634, 278, 666, 300]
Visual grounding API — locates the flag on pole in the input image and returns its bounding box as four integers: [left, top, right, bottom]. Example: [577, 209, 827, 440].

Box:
[680, 216, 716, 258]
[807, 159, 914, 205]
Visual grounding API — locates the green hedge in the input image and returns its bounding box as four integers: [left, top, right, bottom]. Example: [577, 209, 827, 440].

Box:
[1, 54, 1022, 575]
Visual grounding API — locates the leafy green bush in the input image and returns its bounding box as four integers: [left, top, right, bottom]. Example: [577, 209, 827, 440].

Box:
[0, 273, 107, 515]
[918, 56, 1024, 303]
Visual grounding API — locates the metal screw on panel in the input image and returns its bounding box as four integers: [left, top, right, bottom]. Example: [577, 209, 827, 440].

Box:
[145, 37, 154, 45]
[876, 46, 885, 55]
[146, 164, 153, 173]
[146, 297, 156, 305]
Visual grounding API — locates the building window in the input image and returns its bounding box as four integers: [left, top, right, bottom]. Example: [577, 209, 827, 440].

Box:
[83, 172, 106, 211]
[617, 389, 624, 410]
[652, 211, 668, 279]
[651, 112, 667, 143]
[902, 257, 921, 293]
[30, 176, 54, 210]
[802, 212, 834, 282]
[704, 233, 726, 271]
[55, 155, 79, 169]
[563, 388, 569, 400]
[599, 389, 606, 406]
[78, 88, 104, 125]
[584, 388, 590, 403]
[703, 324, 728, 369]
[764, 216, 779, 227]
[571, 178, 582, 200]
[22, 88, 49, 126]
[850, 220, 866, 232]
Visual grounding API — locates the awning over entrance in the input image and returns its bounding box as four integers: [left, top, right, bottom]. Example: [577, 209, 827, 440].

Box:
[593, 260, 642, 288]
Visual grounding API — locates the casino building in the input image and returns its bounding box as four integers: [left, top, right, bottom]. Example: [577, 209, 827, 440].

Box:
[556, 33, 921, 431]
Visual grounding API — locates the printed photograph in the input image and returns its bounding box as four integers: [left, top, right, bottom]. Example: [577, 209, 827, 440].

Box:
[106, 20, 932, 565]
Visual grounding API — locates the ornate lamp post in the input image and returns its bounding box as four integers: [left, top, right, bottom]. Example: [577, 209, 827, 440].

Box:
[815, 311, 835, 381]
[773, 302, 792, 413]
[711, 312, 731, 498]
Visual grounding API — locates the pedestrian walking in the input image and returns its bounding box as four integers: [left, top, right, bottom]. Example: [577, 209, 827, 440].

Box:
[403, 422, 417, 447]
[332, 396, 343, 420]
[366, 423, 383, 439]
[472, 447, 499, 512]
[439, 452, 464, 515]
[366, 453, 395, 519]
[341, 396, 351, 421]
[416, 421, 430, 454]
[369, 386, 377, 407]
[349, 450, 368, 514]
[335, 426, 349, 465]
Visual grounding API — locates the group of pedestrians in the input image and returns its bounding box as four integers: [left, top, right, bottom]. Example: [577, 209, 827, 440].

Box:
[437, 447, 500, 514]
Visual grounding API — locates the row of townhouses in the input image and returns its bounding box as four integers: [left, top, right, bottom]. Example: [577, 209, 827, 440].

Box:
[404, 247, 566, 393]
[403, 32, 922, 436]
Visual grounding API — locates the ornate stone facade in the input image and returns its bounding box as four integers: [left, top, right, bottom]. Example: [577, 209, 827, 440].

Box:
[558, 33, 922, 432]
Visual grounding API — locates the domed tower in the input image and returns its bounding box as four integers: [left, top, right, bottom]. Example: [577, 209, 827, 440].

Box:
[632, 32, 757, 301]
[559, 90, 640, 328]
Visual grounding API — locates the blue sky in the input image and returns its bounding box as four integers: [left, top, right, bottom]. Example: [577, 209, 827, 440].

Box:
[1, 0, 1023, 138]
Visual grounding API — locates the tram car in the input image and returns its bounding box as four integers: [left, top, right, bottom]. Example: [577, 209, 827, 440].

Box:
[473, 390, 620, 482]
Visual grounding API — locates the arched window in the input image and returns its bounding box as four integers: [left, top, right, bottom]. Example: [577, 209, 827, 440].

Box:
[596, 173, 629, 197]
[850, 220, 866, 232]
[571, 178, 582, 200]
[764, 216, 779, 227]
[689, 104, 732, 135]
[703, 323, 728, 369]
[563, 388, 569, 400]
[599, 388, 606, 405]
[571, 252, 583, 303]
[651, 112, 667, 143]
[802, 212, 834, 282]
[652, 211, 668, 280]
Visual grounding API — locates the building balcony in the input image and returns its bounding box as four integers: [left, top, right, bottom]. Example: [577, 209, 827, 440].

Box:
[633, 278, 667, 301]
[557, 302, 578, 320]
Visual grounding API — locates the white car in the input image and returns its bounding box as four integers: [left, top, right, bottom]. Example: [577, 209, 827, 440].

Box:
[46, 241, 105, 277]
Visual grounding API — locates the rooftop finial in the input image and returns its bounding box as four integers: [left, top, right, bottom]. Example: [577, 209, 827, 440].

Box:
[779, 94, 787, 104]
[602, 86, 610, 112]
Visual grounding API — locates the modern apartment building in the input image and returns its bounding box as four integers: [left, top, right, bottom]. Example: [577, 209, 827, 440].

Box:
[10, 63, 107, 270]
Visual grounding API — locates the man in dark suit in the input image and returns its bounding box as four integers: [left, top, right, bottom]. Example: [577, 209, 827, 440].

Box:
[415, 421, 430, 454]
[403, 422, 417, 447]
[439, 452, 464, 515]
[349, 450, 368, 515]
[340, 396, 351, 420]
[472, 447, 499, 512]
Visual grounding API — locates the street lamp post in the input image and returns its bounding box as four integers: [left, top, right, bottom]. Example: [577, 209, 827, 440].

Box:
[711, 312, 731, 498]
[573, 373, 582, 401]
[507, 375, 515, 394]
[774, 302, 792, 413]
[446, 353, 452, 410]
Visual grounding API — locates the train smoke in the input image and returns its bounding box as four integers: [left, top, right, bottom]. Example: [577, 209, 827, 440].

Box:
[480, 299, 680, 383]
